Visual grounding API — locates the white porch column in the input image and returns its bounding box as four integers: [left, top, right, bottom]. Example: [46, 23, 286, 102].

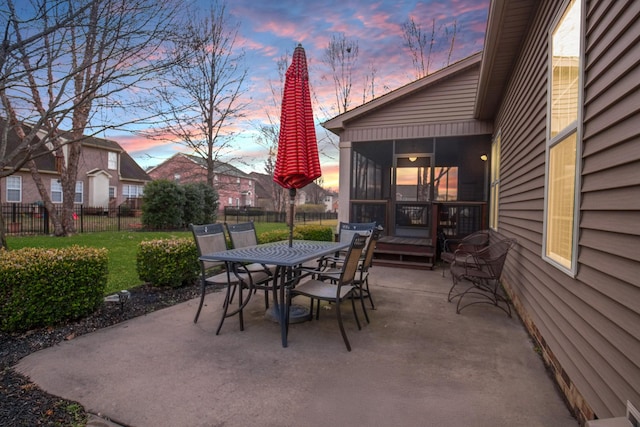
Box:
[338, 140, 352, 226]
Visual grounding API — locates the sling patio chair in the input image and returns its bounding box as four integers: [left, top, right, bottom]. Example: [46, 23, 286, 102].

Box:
[190, 223, 271, 334]
[448, 238, 517, 317]
[225, 221, 277, 308]
[440, 229, 490, 277]
[317, 221, 377, 269]
[287, 233, 368, 352]
[305, 227, 382, 323]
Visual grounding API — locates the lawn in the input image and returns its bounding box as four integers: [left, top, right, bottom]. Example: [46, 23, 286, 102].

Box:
[6, 222, 294, 295]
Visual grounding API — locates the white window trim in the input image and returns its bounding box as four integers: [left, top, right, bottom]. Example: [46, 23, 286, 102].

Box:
[108, 152, 117, 170]
[6, 176, 22, 202]
[489, 132, 500, 231]
[51, 179, 63, 203]
[542, 0, 584, 277]
[75, 181, 84, 204]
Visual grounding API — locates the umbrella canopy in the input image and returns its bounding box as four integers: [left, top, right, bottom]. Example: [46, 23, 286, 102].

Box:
[274, 44, 321, 190]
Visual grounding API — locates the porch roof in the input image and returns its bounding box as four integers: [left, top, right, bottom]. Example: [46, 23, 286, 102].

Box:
[474, 0, 539, 120]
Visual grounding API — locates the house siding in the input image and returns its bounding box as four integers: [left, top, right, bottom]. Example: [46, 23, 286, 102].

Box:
[148, 154, 256, 210]
[341, 64, 493, 142]
[494, 0, 640, 422]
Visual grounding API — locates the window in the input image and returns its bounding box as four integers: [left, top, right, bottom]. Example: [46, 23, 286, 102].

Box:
[108, 152, 117, 170]
[6, 176, 22, 202]
[489, 134, 500, 230]
[544, 0, 582, 274]
[109, 187, 116, 199]
[51, 180, 63, 203]
[74, 181, 83, 203]
[122, 184, 144, 198]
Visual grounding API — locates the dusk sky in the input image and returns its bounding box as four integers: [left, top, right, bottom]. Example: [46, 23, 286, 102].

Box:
[111, 0, 490, 190]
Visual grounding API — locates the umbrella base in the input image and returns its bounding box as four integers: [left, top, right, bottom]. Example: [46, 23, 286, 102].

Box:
[264, 304, 311, 324]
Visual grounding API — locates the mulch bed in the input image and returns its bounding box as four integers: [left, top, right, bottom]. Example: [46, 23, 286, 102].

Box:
[0, 283, 202, 426]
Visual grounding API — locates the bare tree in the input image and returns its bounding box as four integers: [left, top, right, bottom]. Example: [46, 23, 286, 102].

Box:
[255, 52, 289, 213]
[323, 33, 359, 114]
[151, 1, 247, 190]
[402, 17, 458, 79]
[362, 61, 378, 104]
[0, 0, 180, 244]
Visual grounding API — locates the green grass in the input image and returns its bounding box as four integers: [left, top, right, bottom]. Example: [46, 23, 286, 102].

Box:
[5, 222, 333, 296]
[7, 231, 191, 295]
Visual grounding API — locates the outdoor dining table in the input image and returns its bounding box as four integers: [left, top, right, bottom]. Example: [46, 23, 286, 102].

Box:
[199, 239, 350, 347]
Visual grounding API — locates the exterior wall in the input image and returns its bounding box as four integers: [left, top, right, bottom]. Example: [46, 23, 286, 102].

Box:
[340, 64, 493, 142]
[493, 0, 640, 422]
[1, 139, 148, 208]
[148, 155, 256, 209]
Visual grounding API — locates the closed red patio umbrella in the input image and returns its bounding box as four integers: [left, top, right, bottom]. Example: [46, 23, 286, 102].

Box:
[274, 43, 321, 246]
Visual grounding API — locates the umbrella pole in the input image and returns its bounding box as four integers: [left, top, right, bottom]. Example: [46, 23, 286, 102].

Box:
[288, 188, 296, 247]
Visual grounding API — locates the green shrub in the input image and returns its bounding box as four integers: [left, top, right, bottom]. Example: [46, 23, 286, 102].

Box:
[294, 225, 334, 241]
[142, 180, 186, 229]
[136, 238, 198, 288]
[0, 246, 108, 333]
[296, 204, 326, 213]
[258, 229, 304, 243]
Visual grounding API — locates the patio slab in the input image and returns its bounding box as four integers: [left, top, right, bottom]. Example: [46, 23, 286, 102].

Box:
[17, 266, 578, 427]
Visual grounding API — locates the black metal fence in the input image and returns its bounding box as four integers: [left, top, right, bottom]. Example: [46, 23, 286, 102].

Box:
[222, 206, 338, 225]
[2, 203, 339, 236]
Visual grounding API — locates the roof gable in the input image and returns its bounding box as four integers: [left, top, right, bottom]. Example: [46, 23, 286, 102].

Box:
[323, 53, 483, 135]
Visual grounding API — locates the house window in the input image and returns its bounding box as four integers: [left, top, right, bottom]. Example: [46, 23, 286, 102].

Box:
[544, 0, 581, 274]
[109, 186, 116, 199]
[108, 152, 117, 170]
[489, 134, 500, 230]
[75, 181, 83, 203]
[6, 176, 22, 202]
[51, 180, 63, 203]
[123, 184, 144, 198]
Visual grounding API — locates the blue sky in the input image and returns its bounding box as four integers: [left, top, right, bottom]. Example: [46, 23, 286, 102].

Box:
[113, 0, 490, 189]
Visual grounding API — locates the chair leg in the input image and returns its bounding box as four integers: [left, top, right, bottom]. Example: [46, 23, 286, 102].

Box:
[335, 300, 352, 352]
[351, 294, 361, 330]
[357, 284, 370, 324]
[194, 278, 207, 323]
[363, 277, 375, 310]
[215, 284, 234, 335]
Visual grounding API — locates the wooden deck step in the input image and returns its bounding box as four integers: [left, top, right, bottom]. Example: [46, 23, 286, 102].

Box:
[373, 237, 435, 270]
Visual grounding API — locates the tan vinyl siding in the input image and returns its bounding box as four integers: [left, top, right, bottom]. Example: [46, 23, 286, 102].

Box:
[352, 67, 480, 128]
[494, 0, 640, 419]
[340, 65, 493, 142]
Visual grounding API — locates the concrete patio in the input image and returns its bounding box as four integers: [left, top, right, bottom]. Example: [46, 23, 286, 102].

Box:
[17, 266, 578, 427]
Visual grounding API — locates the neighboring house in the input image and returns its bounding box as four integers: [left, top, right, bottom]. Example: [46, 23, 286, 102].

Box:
[322, 190, 338, 213]
[1, 120, 150, 209]
[147, 153, 256, 210]
[250, 171, 331, 212]
[324, 0, 640, 424]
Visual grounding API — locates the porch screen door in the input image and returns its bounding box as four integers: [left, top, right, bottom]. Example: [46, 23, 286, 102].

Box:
[393, 155, 432, 237]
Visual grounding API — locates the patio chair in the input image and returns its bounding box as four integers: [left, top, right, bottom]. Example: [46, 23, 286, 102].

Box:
[448, 238, 517, 317]
[287, 233, 368, 351]
[308, 227, 382, 323]
[225, 221, 276, 308]
[318, 221, 377, 269]
[440, 229, 490, 277]
[190, 223, 271, 334]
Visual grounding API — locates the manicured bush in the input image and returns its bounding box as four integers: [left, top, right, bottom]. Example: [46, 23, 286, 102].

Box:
[142, 180, 186, 229]
[258, 229, 304, 243]
[294, 225, 334, 241]
[136, 238, 198, 288]
[296, 204, 326, 213]
[0, 246, 108, 333]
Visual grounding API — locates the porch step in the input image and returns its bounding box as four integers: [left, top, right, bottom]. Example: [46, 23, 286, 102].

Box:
[373, 239, 435, 270]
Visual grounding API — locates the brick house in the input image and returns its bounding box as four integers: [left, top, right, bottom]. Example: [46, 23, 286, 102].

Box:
[147, 153, 256, 210]
[1, 120, 150, 209]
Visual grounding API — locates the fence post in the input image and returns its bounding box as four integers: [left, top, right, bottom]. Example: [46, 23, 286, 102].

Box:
[43, 208, 49, 234]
